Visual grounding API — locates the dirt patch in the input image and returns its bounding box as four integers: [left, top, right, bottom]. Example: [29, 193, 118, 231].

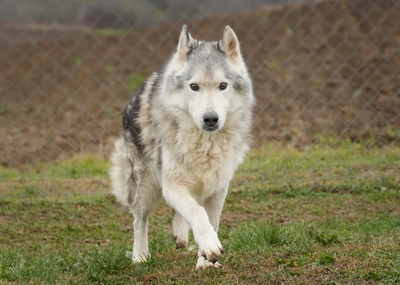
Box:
[0, 214, 9, 223]
[0, 0, 399, 167]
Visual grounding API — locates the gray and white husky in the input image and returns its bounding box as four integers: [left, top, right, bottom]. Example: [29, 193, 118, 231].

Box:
[110, 25, 254, 269]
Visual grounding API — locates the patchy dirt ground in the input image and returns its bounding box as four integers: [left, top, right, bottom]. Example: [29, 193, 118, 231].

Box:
[0, 0, 399, 167]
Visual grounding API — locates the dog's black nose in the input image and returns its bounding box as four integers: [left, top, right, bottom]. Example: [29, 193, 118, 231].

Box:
[203, 112, 219, 127]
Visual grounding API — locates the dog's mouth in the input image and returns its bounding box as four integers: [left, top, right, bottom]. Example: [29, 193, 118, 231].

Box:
[202, 125, 219, 132]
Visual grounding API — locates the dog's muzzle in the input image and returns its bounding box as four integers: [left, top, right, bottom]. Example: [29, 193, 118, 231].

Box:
[202, 112, 219, 131]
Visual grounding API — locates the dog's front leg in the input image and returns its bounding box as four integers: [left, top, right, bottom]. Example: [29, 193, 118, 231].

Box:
[194, 186, 229, 269]
[204, 185, 229, 232]
[163, 181, 224, 268]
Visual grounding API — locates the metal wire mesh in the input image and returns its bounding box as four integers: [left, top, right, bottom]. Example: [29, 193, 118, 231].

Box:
[0, 0, 399, 197]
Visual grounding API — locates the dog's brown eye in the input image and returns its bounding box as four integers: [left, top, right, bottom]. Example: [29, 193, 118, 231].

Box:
[190, 84, 199, 91]
[219, 83, 228, 90]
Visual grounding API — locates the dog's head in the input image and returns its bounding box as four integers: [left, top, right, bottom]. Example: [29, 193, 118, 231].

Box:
[164, 25, 253, 132]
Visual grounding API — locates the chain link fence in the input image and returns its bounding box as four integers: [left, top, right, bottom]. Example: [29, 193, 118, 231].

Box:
[0, 0, 399, 197]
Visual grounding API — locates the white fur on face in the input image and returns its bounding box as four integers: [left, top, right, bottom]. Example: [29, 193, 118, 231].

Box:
[186, 68, 230, 131]
[166, 61, 249, 132]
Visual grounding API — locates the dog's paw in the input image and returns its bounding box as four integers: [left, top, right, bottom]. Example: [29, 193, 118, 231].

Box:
[173, 236, 188, 249]
[196, 229, 224, 263]
[195, 256, 222, 269]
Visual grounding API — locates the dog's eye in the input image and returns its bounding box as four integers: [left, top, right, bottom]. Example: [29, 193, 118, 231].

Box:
[190, 84, 199, 91]
[219, 83, 228, 90]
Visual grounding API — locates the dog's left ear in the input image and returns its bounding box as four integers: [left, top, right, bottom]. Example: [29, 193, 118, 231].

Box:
[220, 26, 241, 64]
[177, 25, 194, 62]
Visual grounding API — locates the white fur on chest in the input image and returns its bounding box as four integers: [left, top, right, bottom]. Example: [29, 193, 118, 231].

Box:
[161, 127, 242, 200]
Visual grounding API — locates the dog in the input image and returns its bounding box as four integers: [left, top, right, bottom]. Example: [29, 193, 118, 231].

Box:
[110, 25, 254, 269]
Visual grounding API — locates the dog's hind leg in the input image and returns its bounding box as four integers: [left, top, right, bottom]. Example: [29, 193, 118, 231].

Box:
[132, 209, 150, 262]
[132, 212, 148, 262]
[131, 185, 161, 263]
[172, 209, 190, 249]
[110, 135, 161, 263]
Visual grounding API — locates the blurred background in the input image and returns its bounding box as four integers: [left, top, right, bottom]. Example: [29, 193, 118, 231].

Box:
[0, 0, 399, 195]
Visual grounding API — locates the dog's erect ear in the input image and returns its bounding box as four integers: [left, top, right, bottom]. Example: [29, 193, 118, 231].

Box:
[177, 25, 193, 62]
[220, 26, 241, 64]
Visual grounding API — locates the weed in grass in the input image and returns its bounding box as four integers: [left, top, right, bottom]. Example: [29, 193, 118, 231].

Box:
[104, 65, 116, 74]
[229, 220, 291, 253]
[126, 74, 146, 92]
[315, 251, 336, 265]
[72, 55, 85, 65]
[309, 228, 340, 246]
[104, 107, 118, 118]
[0, 107, 8, 116]
[23, 186, 40, 196]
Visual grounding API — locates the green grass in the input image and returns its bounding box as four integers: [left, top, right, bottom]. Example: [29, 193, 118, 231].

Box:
[236, 139, 400, 185]
[0, 142, 399, 284]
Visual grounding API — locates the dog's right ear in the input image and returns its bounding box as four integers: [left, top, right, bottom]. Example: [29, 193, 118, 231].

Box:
[177, 25, 193, 62]
[220, 26, 241, 65]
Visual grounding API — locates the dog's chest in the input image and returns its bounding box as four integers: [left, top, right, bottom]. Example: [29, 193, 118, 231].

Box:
[181, 135, 237, 193]
[161, 127, 242, 198]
